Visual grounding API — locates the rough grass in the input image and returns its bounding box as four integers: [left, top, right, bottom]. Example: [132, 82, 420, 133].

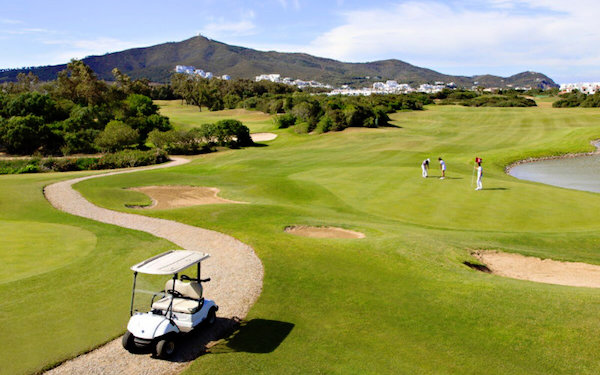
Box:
[0, 172, 175, 375]
[71, 103, 600, 374]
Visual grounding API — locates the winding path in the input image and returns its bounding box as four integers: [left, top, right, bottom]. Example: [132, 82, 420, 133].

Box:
[43, 157, 264, 375]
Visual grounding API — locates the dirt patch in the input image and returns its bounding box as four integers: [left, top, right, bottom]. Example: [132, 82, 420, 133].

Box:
[284, 225, 365, 239]
[472, 250, 600, 288]
[127, 186, 243, 210]
[251, 132, 278, 142]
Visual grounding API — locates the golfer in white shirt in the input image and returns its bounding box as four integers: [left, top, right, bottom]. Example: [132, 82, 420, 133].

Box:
[438, 157, 446, 179]
[421, 158, 430, 178]
[475, 161, 483, 190]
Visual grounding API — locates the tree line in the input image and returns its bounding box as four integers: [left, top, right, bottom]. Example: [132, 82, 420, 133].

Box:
[170, 73, 431, 133]
[0, 61, 253, 156]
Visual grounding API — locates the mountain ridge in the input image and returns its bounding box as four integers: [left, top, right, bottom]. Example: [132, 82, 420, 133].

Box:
[0, 35, 558, 89]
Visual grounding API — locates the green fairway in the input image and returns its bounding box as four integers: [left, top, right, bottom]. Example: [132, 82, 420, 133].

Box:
[156, 100, 275, 132]
[70, 102, 600, 374]
[0, 172, 175, 375]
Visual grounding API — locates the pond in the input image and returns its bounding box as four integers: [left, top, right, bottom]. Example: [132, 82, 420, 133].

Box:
[509, 154, 600, 193]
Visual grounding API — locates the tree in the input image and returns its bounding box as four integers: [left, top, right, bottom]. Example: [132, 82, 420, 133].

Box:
[94, 120, 139, 152]
[0, 115, 48, 154]
[4, 92, 65, 122]
[55, 60, 107, 106]
[214, 119, 253, 147]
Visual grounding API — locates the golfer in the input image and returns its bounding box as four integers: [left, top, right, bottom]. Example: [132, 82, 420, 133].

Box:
[475, 160, 483, 190]
[421, 158, 430, 178]
[438, 157, 446, 179]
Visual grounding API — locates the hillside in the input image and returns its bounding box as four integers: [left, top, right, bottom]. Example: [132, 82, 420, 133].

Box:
[0, 35, 558, 89]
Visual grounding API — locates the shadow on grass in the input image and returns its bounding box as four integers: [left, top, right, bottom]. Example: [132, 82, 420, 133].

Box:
[211, 318, 295, 354]
[251, 143, 269, 148]
[482, 187, 509, 191]
[140, 317, 294, 362]
[463, 261, 491, 273]
[426, 176, 463, 180]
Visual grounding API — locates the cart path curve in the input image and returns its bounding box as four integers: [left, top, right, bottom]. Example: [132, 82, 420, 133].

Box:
[43, 157, 264, 375]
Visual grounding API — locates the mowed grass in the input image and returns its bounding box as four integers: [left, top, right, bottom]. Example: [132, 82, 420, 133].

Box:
[155, 100, 275, 132]
[0, 172, 175, 375]
[72, 102, 600, 374]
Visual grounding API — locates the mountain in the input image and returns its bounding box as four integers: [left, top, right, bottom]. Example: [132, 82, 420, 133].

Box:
[0, 35, 558, 89]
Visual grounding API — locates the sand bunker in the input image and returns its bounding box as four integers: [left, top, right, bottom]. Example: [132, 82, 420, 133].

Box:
[285, 225, 365, 239]
[251, 132, 278, 142]
[471, 250, 600, 288]
[127, 186, 243, 210]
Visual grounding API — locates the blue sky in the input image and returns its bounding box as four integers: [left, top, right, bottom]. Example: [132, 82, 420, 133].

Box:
[1, 0, 599, 83]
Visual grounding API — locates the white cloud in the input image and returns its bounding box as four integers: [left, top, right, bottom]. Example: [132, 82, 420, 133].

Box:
[41, 37, 141, 62]
[264, 0, 600, 81]
[1, 27, 50, 35]
[277, 0, 300, 10]
[1, 19, 23, 25]
[200, 11, 257, 38]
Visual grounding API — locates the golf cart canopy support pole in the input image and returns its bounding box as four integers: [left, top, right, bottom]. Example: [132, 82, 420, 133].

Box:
[130, 271, 137, 316]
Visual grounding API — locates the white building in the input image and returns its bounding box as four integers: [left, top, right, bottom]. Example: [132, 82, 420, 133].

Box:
[560, 82, 600, 95]
[174, 65, 216, 79]
[175, 65, 195, 74]
[255, 74, 281, 83]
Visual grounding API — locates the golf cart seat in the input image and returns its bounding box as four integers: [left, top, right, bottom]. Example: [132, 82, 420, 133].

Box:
[151, 279, 203, 314]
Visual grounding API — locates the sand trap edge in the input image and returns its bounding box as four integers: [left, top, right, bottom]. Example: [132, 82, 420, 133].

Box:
[470, 250, 600, 288]
[125, 185, 245, 210]
[284, 225, 365, 239]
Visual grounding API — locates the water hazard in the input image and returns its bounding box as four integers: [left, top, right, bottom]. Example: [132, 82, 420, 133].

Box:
[509, 154, 600, 193]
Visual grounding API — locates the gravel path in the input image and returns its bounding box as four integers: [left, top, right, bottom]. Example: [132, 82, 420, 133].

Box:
[43, 157, 264, 375]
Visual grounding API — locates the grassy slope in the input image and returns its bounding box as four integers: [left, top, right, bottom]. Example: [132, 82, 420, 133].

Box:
[156, 100, 276, 132]
[0, 172, 175, 375]
[71, 103, 600, 374]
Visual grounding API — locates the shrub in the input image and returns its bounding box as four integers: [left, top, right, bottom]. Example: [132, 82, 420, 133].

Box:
[315, 116, 333, 133]
[95, 149, 169, 169]
[148, 129, 211, 155]
[294, 122, 310, 134]
[273, 113, 296, 129]
[94, 120, 139, 152]
[0, 115, 49, 154]
[214, 119, 253, 147]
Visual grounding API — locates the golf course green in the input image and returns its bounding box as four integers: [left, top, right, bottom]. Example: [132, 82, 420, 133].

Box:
[0, 172, 175, 374]
[4, 101, 600, 374]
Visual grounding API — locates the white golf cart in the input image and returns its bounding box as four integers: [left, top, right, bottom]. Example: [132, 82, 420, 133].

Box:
[122, 250, 218, 358]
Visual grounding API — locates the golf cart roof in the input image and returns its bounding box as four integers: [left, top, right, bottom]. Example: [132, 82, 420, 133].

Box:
[130, 250, 209, 275]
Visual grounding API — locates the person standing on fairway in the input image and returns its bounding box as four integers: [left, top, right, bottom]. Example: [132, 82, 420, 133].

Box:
[421, 158, 430, 178]
[438, 157, 446, 179]
[475, 158, 483, 190]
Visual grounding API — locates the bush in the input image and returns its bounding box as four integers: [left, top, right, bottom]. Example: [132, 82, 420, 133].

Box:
[148, 129, 211, 155]
[94, 149, 169, 169]
[462, 95, 536, 107]
[315, 116, 333, 133]
[94, 120, 139, 152]
[0, 115, 49, 155]
[273, 113, 296, 129]
[214, 119, 253, 147]
[294, 122, 310, 134]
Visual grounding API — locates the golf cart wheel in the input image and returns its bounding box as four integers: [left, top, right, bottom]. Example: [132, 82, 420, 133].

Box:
[155, 337, 176, 359]
[206, 307, 217, 325]
[122, 331, 136, 353]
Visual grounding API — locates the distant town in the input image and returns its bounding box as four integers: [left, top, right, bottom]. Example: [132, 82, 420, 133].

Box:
[175, 65, 592, 96]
